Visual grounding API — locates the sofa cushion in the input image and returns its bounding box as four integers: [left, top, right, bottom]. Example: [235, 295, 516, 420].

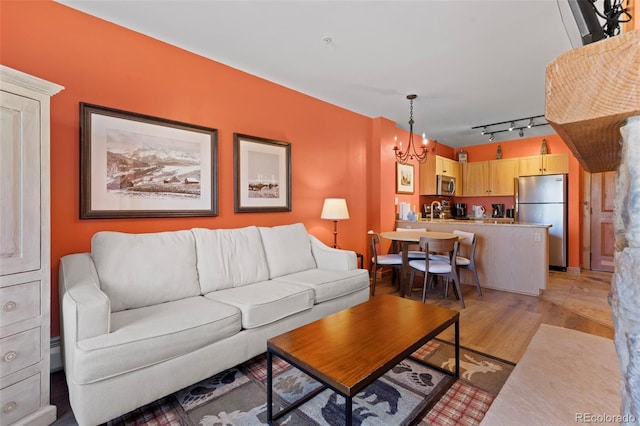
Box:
[204, 280, 313, 329]
[92, 230, 200, 312]
[192, 226, 269, 293]
[73, 296, 241, 384]
[258, 223, 317, 279]
[277, 269, 370, 303]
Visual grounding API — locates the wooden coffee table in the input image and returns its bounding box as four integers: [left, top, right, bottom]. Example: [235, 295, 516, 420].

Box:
[266, 295, 459, 425]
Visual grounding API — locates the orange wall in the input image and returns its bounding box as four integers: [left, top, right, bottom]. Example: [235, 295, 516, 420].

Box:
[1, 1, 381, 336]
[456, 135, 583, 269]
[1, 1, 584, 340]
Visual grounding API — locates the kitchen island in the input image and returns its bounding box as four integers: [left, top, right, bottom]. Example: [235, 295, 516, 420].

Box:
[396, 219, 550, 296]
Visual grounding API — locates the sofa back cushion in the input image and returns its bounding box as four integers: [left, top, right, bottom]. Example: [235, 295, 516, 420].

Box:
[192, 226, 269, 293]
[91, 230, 200, 312]
[258, 223, 317, 279]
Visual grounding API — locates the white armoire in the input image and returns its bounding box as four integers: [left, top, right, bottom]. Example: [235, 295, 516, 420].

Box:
[0, 66, 63, 425]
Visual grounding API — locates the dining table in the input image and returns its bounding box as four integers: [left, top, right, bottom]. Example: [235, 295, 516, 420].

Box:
[380, 230, 458, 298]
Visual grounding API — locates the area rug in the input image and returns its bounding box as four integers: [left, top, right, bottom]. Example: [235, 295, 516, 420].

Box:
[107, 340, 515, 426]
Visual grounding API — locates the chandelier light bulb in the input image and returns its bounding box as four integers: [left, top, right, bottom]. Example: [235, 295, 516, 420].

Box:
[528, 118, 534, 128]
[508, 121, 515, 131]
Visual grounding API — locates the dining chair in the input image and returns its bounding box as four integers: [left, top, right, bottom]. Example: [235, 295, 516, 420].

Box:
[368, 232, 402, 296]
[395, 227, 427, 259]
[453, 230, 482, 297]
[429, 230, 482, 297]
[408, 236, 465, 308]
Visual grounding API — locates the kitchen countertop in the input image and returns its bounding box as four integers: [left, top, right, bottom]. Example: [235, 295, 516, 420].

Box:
[400, 219, 552, 228]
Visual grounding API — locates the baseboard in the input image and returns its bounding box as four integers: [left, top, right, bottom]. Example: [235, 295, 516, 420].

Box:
[567, 266, 581, 274]
[50, 336, 63, 373]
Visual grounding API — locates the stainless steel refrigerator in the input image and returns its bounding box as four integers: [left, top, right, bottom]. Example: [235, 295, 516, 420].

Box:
[516, 174, 568, 270]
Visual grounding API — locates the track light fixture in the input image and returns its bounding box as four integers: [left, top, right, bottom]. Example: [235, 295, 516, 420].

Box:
[393, 94, 428, 164]
[472, 115, 549, 140]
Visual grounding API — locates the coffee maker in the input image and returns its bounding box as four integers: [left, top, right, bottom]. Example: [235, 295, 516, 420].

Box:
[453, 203, 467, 218]
[492, 203, 504, 218]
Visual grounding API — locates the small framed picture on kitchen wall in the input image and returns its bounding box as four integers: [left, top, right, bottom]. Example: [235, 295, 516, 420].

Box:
[396, 162, 414, 194]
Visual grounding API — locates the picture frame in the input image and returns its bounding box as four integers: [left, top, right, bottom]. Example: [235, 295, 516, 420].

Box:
[80, 103, 218, 219]
[233, 133, 291, 212]
[396, 162, 415, 194]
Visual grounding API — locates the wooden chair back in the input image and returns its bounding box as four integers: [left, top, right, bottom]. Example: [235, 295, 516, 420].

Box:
[418, 236, 458, 261]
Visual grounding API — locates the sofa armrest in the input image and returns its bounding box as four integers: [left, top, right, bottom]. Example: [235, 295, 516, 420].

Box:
[309, 235, 357, 271]
[59, 253, 111, 341]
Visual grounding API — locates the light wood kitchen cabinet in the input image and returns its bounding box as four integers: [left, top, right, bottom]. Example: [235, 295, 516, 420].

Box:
[462, 161, 489, 196]
[462, 158, 519, 196]
[1, 66, 62, 426]
[489, 158, 519, 195]
[419, 154, 461, 195]
[518, 153, 569, 176]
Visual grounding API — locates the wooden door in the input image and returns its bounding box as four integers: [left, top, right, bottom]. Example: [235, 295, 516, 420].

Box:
[590, 171, 616, 272]
[489, 158, 519, 195]
[543, 154, 569, 174]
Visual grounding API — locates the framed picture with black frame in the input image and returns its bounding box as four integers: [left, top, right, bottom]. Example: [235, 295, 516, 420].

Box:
[233, 133, 291, 212]
[80, 103, 218, 219]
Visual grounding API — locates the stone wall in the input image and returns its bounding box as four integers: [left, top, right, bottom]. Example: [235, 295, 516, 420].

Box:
[612, 116, 640, 423]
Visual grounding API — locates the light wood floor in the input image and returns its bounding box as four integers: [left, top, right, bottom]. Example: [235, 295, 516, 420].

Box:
[372, 269, 614, 364]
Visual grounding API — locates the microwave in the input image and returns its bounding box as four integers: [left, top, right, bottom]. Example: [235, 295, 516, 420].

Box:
[436, 175, 456, 196]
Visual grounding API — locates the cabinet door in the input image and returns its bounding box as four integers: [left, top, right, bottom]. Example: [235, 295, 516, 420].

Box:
[542, 153, 569, 174]
[1, 92, 41, 276]
[489, 158, 519, 195]
[436, 156, 454, 175]
[418, 155, 437, 195]
[462, 161, 489, 196]
[518, 155, 542, 176]
[449, 160, 461, 196]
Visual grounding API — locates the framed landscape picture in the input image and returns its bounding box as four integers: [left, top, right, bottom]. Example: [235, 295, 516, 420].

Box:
[396, 162, 414, 194]
[233, 133, 291, 212]
[80, 103, 218, 219]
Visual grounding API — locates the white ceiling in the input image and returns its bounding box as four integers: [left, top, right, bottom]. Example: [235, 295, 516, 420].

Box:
[56, 0, 588, 148]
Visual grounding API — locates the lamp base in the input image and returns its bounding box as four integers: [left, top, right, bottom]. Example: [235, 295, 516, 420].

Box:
[332, 220, 338, 248]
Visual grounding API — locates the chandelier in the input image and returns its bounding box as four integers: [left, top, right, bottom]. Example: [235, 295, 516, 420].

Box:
[393, 94, 428, 164]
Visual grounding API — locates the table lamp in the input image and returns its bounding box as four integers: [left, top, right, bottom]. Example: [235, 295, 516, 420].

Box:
[321, 198, 350, 248]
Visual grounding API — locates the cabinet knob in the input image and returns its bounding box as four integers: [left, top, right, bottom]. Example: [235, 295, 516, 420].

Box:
[3, 351, 17, 362]
[3, 301, 17, 312]
[2, 401, 17, 414]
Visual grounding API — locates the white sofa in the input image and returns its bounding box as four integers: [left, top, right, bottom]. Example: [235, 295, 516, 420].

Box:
[58, 223, 369, 425]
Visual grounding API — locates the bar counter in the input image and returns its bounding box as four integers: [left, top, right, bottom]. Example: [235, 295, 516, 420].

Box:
[396, 219, 550, 296]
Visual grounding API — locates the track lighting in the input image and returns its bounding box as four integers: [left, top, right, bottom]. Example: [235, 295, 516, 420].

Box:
[472, 115, 549, 140]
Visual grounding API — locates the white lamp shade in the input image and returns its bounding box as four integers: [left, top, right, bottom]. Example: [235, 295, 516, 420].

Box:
[321, 198, 350, 220]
